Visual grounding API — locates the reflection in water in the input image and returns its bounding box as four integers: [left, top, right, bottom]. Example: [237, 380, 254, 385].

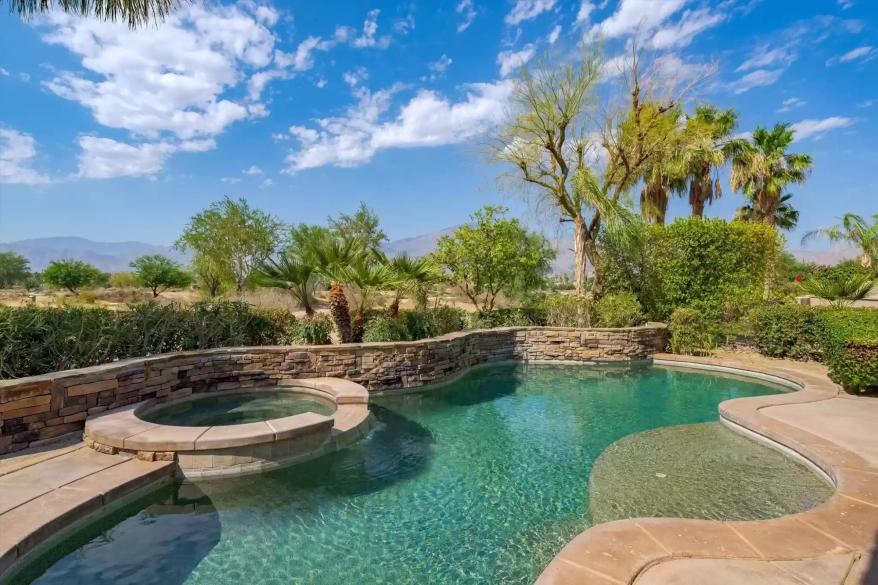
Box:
[17, 363, 829, 585]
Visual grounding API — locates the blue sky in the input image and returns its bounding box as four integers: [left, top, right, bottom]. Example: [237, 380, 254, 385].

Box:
[0, 0, 876, 251]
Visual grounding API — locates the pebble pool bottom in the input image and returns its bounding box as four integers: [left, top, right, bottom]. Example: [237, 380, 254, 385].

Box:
[14, 363, 832, 585]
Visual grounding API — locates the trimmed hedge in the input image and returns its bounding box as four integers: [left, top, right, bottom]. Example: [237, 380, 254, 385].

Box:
[751, 304, 878, 394]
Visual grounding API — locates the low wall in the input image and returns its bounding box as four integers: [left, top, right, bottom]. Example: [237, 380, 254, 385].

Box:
[0, 325, 666, 454]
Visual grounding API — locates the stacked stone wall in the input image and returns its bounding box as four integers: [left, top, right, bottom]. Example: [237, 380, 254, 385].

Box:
[0, 325, 666, 454]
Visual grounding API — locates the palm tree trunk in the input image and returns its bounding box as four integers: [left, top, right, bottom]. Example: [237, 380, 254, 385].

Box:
[389, 296, 400, 317]
[328, 283, 352, 343]
[573, 217, 589, 296]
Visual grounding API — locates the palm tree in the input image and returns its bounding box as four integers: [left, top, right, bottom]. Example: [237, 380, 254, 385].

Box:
[331, 255, 398, 341]
[801, 273, 874, 308]
[297, 233, 358, 343]
[6, 0, 178, 28]
[729, 124, 812, 227]
[803, 213, 878, 269]
[683, 106, 737, 218]
[380, 252, 441, 315]
[734, 193, 799, 230]
[253, 255, 321, 316]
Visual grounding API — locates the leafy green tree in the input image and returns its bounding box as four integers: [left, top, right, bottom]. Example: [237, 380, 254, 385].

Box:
[109, 272, 137, 288]
[432, 206, 555, 311]
[803, 213, 878, 269]
[328, 202, 387, 250]
[6, 0, 178, 28]
[192, 254, 231, 298]
[176, 197, 284, 294]
[494, 43, 687, 295]
[735, 193, 799, 230]
[729, 124, 812, 227]
[0, 252, 30, 288]
[253, 254, 321, 316]
[130, 255, 193, 297]
[42, 259, 102, 294]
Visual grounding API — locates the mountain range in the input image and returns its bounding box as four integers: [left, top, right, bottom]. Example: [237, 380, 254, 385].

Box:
[0, 235, 859, 274]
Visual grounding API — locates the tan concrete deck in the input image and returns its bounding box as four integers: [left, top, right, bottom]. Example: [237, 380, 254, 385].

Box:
[537, 352, 878, 585]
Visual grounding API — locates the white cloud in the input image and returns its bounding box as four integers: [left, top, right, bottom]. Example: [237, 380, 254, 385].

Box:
[826, 45, 876, 66]
[588, 0, 686, 40]
[730, 68, 783, 94]
[547, 24, 561, 44]
[736, 46, 795, 72]
[858, 99, 875, 109]
[284, 80, 513, 172]
[349, 9, 389, 49]
[505, 0, 556, 26]
[456, 0, 476, 32]
[791, 117, 853, 141]
[778, 97, 806, 113]
[498, 44, 536, 77]
[0, 67, 9, 76]
[76, 136, 214, 179]
[393, 13, 415, 35]
[315, 78, 327, 89]
[430, 54, 453, 74]
[576, 1, 595, 26]
[242, 165, 263, 175]
[40, 4, 277, 142]
[650, 7, 725, 49]
[838, 0, 854, 8]
[0, 129, 51, 185]
[260, 178, 274, 188]
[343, 67, 369, 87]
[221, 176, 242, 183]
[652, 53, 714, 85]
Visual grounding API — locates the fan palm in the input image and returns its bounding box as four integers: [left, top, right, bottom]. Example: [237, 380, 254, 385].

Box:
[379, 252, 441, 315]
[729, 124, 812, 227]
[329, 256, 399, 341]
[296, 232, 359, 343]
[253, 255, 320, 316]
[6, 0, 179, 28]
[802, 213, 878, 269]
[684, 106, 737, 218]
[801, 273, 874, 308]
[734, 193, 799, 231]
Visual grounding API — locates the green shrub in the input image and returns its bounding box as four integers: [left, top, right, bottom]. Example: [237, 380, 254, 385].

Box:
[820, 309, 878, 394]
[542, 293, 593, 327]
[750, 304, 826, 360]
[400, 307, 466, 340]
[466, 307, 546, 329]
[363, 314, 411, 342]
[668, 307, 718, 355]
[291, 315, 332, 345]
[595, 292, 643, 328]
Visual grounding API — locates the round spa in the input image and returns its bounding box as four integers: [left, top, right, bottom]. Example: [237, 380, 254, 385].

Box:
[83, 378, 372, 478]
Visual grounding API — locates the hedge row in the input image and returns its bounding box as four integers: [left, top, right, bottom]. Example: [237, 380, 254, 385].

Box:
[751, 305, 878, 394]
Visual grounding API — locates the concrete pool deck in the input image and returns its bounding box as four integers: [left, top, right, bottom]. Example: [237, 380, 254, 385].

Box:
[537, 352, 878, 585]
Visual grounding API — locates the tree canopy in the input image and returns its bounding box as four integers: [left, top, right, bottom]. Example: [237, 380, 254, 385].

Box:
[130, 254, 193, 297]
[0, 252, 30, 288]
[42, 259, 102, 294]
[432, 206, 554, 311]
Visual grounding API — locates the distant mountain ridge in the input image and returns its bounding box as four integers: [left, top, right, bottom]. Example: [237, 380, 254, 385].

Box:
[0, 235, 858, 275]
[0, 237, 189, 272]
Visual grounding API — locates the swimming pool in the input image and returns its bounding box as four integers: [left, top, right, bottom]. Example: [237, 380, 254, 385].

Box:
[13, 363, 832, 585]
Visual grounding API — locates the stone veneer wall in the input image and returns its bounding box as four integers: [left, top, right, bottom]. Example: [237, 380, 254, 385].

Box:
[0, 325, 666, 454]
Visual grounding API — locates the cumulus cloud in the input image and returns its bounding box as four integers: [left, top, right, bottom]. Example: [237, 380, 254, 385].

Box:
[260, 178, 274, 188]
[826, 45, 876, 66]
[242, 165, 263, 175]
[497, 44, 536, 77]
[576, 1, 595, 26]
[343, 67, 370, 87]
[456, 0, 476, 32]
[730, 68, 783, 94]
[283, 81, 513, 172]
[547, 24, 561, 44]
[587, 0, 686, 40]
[505, 0, 556, 26]
[76, 136, 214, 179]
[791, 117, 853, 141]
[0, 129, 51, 185]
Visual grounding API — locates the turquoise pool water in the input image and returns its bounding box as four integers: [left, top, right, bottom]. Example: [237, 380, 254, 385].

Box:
[140, 390, 335, 426]
[14, 364, 831, 585]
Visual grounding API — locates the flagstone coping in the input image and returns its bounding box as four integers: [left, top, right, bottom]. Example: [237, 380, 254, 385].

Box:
[83, 377, 372, 478]
[535, 354, 878, 585]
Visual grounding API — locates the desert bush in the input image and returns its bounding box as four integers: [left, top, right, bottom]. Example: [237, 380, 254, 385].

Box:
[402, 306, 467, 339]
[362, 314, 411, 342]
[109, 272, 137, 288]
[750, 304, 826, 360]
[595, 292, 643, 328]
[466, 307, 546, 329]
[291, 314, 332, 345]
[668, 307, 718, 355]
[542, 293, 593, 327]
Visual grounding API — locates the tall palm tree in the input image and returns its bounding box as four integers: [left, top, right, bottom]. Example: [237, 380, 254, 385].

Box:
[684, 106, 738, 218]
[332, 256, 398, 341]
[253, 255, 321, 316]
[298, 234, 358, 343]
[734, 193, 799, 231]
[803, 213, 878, 269]
[379, 252, 441, 315]
[6, 0, 178, 28]
[729, 124, 812, 227]
[638, 106, 686, 225]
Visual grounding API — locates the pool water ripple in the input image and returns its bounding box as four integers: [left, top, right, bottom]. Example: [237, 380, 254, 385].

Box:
[14, 363, 832, 585]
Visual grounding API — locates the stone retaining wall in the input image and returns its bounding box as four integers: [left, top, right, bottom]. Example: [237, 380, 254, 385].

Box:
[0, 325, 666, 454]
